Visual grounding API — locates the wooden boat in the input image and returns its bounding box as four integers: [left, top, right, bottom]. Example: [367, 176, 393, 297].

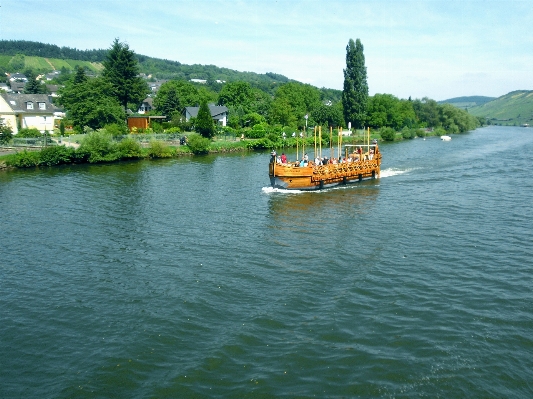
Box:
[269, 143, 381, 190]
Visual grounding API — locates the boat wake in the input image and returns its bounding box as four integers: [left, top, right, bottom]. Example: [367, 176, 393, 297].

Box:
[262, 187, 308, 194]
[380, 168, 412, 178]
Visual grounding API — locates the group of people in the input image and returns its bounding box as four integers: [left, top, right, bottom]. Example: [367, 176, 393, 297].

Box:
[271, 143, 378, 167]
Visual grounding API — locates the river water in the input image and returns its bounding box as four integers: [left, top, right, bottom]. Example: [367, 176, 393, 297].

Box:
[1, 126, 532, 398]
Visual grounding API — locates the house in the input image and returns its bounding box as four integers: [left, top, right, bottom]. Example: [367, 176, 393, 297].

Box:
[148, 79, 168, 94]
[8, 73, 28, 82]
[0, 93, 56, 134]
[137, 97, 153, 114]
[184, 104, 228, 127]
[9, 81, 26, 94]
[46, 84, 61, 98]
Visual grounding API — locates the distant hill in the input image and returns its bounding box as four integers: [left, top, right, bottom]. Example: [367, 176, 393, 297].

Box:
[468, 90, 533, 126]
[439, 96, 496, 109]
[0, 39, 337, 99]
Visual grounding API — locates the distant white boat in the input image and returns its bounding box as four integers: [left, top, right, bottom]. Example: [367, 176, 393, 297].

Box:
[441, 135, 452, 141]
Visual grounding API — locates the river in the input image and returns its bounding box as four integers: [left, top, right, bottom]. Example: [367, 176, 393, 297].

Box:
[1, 126, 532, 397]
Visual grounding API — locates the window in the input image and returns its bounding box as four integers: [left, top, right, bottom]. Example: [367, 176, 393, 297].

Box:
[27, 102, 34, 110]
[39, 102, 46, 110]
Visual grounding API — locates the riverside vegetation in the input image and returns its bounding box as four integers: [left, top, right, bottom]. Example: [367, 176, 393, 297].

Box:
[1, 38, 483, 169]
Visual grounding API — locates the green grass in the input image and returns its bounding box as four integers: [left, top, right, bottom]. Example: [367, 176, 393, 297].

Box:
[0, 55, 12, 68]
[47, 58, 74, 70]
[24, 56, 53, 71]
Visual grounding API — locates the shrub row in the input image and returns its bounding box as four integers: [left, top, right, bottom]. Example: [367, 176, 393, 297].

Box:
[5, 132, 193, 168]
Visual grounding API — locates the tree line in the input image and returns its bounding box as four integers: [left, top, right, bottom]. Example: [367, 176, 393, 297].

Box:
[19, 38, 481, 142]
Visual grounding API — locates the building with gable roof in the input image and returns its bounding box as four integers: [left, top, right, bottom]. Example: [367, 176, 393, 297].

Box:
[0, 93, 56, 134]
[184, 104, 228, 126]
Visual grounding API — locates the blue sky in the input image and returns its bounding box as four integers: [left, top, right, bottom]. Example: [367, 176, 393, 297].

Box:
[1, 0, 532, 100]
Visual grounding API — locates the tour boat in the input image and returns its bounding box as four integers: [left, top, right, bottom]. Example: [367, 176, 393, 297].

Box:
[441, 135, 452, 141]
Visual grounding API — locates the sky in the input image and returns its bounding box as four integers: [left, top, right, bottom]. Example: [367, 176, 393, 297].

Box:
[1, 0, 532, 101]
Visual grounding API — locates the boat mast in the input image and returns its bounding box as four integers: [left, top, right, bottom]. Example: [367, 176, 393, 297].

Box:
[314, 126, 317, 160]
[330, 126, 333, 160]
[319, 126, 322, 159]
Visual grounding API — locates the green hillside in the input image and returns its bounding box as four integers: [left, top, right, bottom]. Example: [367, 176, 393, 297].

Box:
[0, 40, 307, 98]
[439, 96, 495, 110]
[468, 90, 533, 126]
[0, 54, 103, 74]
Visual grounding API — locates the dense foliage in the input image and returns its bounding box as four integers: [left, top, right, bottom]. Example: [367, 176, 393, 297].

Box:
[1, 39, 482, 154]
[57, 69, 126, 132]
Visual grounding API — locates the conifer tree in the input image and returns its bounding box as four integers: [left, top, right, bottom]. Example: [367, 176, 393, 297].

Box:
[24, 70, 45, 94]
[102, 38, 149, 110]
[195, 100, 215, 139]
[342, 38, 368, 129]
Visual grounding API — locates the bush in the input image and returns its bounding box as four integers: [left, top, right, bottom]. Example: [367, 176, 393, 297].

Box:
[116, 137, 143, 159]
[0, 124, 13, 145]
[401, 127, 416, 140]
[434, 127, 446, 136]
[246, 124, 267, 139]
[17, 128, 42, 138]
[39, 146, 75, 166]
[147, 140, 173, 158]
[186, 134, 211, 154]
[379, 127, 396, 141]
[5, 150, 40, 167]
[103, 123, 128, 136]
[76, 131, 119, 163]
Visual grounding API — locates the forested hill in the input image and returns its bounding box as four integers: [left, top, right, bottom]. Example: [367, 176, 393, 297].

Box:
[439, 96, 495, 109]
[0, 39, 303, 96]
[468, 90, 533, 126]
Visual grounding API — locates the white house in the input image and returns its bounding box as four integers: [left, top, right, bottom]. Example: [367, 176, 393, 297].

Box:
[0, 93, 56, 134]
[184, 104, 228, 127]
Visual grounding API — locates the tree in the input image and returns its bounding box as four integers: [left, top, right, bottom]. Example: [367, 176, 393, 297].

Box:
[195, 99, 215, 138]
[217, 81, 254, 110]
[24, 70, 45, 94]
[342, 38, 368, 129]
[102, 38, 149, 111]
[154, 80, 201, 112]
[58, 74, 126, 132]
[158, 87, 181, 118]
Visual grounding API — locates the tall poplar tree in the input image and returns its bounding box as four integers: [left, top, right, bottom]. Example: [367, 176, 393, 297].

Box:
[102, 38, 149, 111]
[342, 38, 368, 129]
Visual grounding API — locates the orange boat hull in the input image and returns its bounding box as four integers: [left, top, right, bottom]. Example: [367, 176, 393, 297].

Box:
[269, 154, 381, 190]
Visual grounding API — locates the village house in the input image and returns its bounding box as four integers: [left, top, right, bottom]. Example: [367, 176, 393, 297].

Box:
[184, 104, 229, 126]
[0, 93, 56, 134]
[137, 97, 153, 114]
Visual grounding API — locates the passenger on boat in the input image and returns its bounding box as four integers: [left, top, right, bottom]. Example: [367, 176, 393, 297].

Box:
[315, 156, 321, 165]
[277, 156, 282, 164]
[369, 149, 374, 160]
[270, 151, 277, 163]
[303, 153, 308, 161]
[281, 153, 287, 163]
